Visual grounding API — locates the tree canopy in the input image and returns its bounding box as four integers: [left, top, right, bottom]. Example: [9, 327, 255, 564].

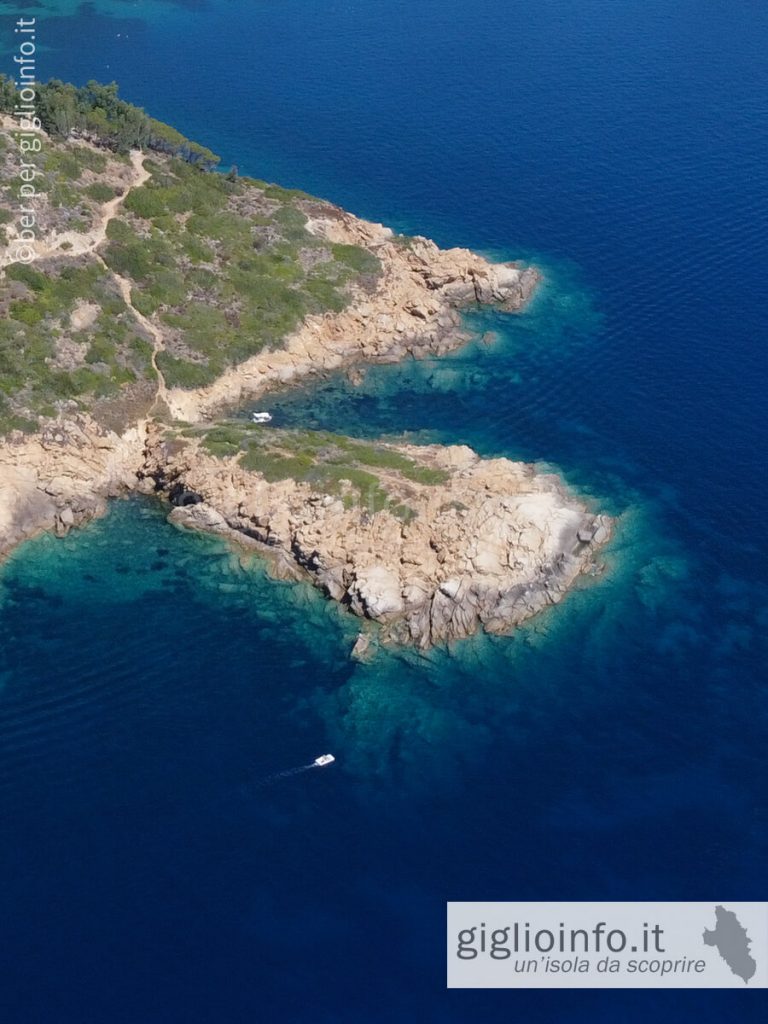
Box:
[0, 76, 220, 169]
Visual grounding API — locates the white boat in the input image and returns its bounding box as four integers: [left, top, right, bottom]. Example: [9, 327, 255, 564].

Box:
[314, 754, 335, 767]
[251, 411, 272, 423]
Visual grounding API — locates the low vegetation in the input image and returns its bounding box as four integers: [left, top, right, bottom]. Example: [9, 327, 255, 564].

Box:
[177, 424, 447, 518]
[0, 89, 381, 432]
[0, 81, 387, 483]
[0, 260, 154, 433]
[101, 155, 381, 387]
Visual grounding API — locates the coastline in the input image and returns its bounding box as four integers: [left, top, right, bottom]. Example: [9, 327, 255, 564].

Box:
[141, 427, 610, 649]
[0, 112, 608, 649]
[0, 402, 611, 650]
[162, 207, 539, 423]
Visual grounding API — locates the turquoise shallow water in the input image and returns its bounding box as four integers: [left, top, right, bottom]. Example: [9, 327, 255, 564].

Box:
[1, 0, 767, 1020]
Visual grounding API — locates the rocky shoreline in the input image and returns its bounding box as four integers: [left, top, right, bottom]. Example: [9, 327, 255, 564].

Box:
[0, 409, 610, 650]
[0, 415, 144, 560]
[0, 165, 610, 649]
[163, 207, 539, 422]
[139, 428, 609, 648]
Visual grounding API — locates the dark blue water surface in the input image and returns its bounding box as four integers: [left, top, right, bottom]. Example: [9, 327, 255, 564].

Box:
[1, 1, 767, 1020]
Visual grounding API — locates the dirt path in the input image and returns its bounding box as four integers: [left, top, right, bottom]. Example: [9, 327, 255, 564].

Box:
[0, 149, 151, 271]
[66, 152, 170, 411]
[1, 148, 168, 412]
[50, 150, 150, 258]
[97, 255, 169, 415]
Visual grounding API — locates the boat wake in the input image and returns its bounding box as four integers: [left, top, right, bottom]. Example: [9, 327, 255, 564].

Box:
[252, 754, 335, 789]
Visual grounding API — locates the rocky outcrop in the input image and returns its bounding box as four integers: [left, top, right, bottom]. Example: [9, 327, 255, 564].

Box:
[0, 416, 145, 557]
[165, 214, 539, 423]
[0, 410, 610, 649]
[143, 432, 610, 648]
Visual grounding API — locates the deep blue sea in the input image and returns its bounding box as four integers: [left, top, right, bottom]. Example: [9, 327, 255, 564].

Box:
[1, 1, 767, 1020]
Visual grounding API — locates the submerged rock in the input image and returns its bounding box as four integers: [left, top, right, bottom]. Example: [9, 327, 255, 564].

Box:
[351, 632, 375, 662]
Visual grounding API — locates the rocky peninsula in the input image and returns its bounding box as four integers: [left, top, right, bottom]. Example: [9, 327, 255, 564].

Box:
[141, 425, 609, 650]
[0, 81, 609, 648]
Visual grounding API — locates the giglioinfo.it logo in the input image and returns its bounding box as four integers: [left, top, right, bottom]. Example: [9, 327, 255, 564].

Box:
[447, 902, 768, 989]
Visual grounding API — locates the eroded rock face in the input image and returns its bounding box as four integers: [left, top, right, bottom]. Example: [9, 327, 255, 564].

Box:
[348, 566, 404, 620]
[147, 434, 610, 648]
[0, 416, 145, 557]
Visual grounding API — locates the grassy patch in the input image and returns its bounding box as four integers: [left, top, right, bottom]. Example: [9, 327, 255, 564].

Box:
[186, 424, 446, 515]
[86, 181, 117, 203]
[156, 352, 221, 389]
[330, 243, 381, 276]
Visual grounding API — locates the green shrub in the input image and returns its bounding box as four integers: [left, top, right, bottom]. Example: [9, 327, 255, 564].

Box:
[76, 148, 108, 173]
[9, 302, 44, 325]
[86, 181, 117, 203]
[331, 243, 381, 276]
[103, 227, 175, 281]
[156, 352, 220, 388]
[187, 210, 251, 244]
[86, 335, 117, 364]
[181, 235, 215, 263]
[272, 205, 310, 242]
[260, 182, 313, 202]
[239, 447, 315, 481]
[105, 218, 134, 242]
[45, 149, 84, 181]
[304, 276, 347, 312]
[5, 263, 47, 290]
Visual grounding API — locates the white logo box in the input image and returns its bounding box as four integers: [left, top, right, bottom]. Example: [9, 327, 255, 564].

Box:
[447, 902, 768, 988]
